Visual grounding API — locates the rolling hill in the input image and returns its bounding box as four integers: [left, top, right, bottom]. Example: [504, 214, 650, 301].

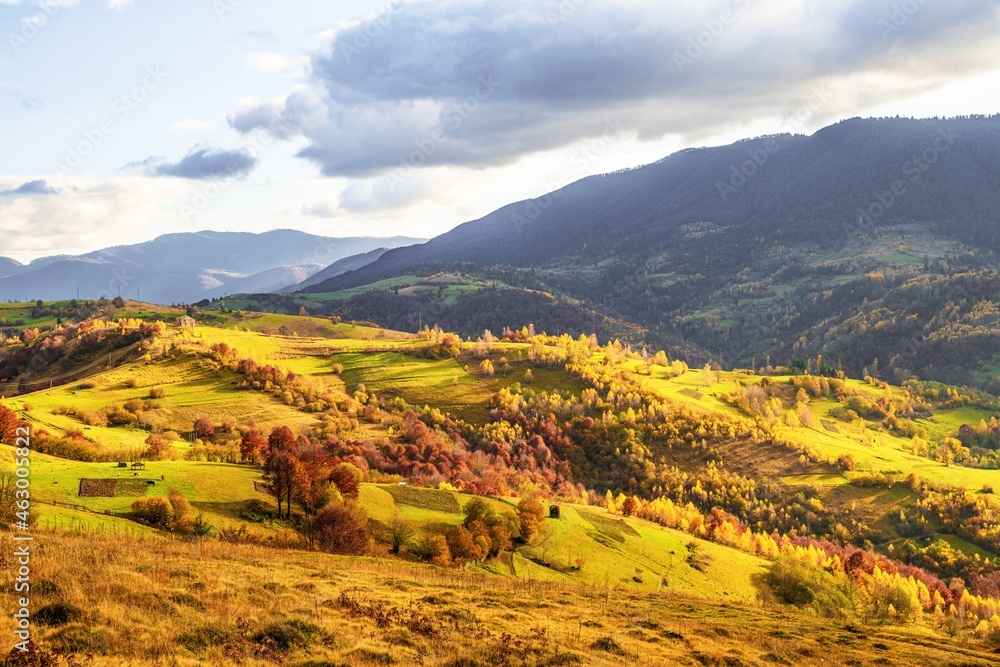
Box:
[2, 306, 1000, 663]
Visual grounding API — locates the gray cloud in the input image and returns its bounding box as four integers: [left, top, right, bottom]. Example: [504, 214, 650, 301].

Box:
[1, 179, 57, 197]
[150, 148, 258, 180]
[230, 0, 1000, 178]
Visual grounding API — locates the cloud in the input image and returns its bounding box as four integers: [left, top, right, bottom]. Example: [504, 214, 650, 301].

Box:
[107, 0, 133, 8]
[245, 51, 310, 78]
[1, 180, 57, 197]
[167, 117, 221, 135]
[0, 175, 189, 262]
[148, 148, 258, 180]
[229, 0, 1000, 178]
[302, 200, 339, 219]
[301, 174, 428, 218]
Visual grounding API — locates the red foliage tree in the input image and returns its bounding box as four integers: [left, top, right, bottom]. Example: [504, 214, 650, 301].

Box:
[240, 428, 267, 464]
[193, 416, 215, 441]
[328, 463, 361, 499]
[0, 404, 25, 443]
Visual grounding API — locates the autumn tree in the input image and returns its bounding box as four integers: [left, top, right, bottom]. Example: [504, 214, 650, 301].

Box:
[240, 427, 267, 464]
[263, 451, 305, 519]
[936, 438, 965, 467]
[193, 416, 215, 441]
[518, 495, 545, 544]
[267, 425, 299, 456]
[621, 496, 638, 517]
[0, 404, 25, 443]
[328, 463, 361, 499]
[143, 433, 173, 461]
[386, 515, 416, 554]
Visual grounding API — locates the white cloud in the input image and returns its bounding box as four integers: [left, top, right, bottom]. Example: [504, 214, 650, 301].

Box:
[0, 175, 190, 262]
[167, 117, 221, 135]
[245, 51, 310, 79]
[107, 0, 134, 9]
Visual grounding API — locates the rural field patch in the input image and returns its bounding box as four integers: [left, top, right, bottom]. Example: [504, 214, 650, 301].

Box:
[383, 485, 461, 514]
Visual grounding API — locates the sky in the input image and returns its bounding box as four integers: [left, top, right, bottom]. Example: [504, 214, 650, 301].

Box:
[1, 0, 999, 264]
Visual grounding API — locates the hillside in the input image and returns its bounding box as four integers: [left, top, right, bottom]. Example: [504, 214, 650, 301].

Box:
[2, 311, 1000, 663]
[284, 247, 391, 292]
[285, 116, 1000, 390]
[5, 531, 997, 667]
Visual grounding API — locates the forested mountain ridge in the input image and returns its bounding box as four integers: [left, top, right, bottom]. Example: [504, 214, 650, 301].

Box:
[311, 115, 1000, 293]
[289, 116, 1000, 389]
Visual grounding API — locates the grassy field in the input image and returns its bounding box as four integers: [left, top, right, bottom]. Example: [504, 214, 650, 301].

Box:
[6, 352, 318, 453]
[1, 530, 996, 667]
[645, 368, 1000, 491]
[0, 447, 271, 532]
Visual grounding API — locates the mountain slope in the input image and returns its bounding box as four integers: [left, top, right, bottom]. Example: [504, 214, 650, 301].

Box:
[312, 116, 1000, 294]
[295, 116, 1000, 387]
[284, 247, 389, 292]
[0, 257, 22, 278]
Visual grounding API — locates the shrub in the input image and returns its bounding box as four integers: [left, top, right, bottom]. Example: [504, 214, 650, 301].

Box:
[103, 405, 136, 427]
[414, 533, 451, 566]
[240, 499, 274, 522]
[386, 516, 416, 554]
[148, 387, 165, 399]
[760, 557, 851, 618]
[253, 619, 321, 653]
[132, 497, 174, 528]
[34, 603, 83, 627]
[144, 433, 174, 461]
[218, 525, 266, 545]
[850, 471, 896, 488]
[591, 637, 625, 655]
[309, 501, 369, 555]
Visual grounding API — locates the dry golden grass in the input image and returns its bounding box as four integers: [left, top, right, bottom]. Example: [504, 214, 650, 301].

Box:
[1, 530, 998, 666]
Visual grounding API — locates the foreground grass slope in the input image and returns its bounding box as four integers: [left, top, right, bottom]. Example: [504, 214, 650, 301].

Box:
[2, 530, 997, 667]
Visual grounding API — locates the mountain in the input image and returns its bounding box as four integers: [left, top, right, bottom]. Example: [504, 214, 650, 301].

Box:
[311, 116, 1000, 294]
[284, 247, 389, 292]
[293, 116, 1000, 388]
[0, 257, 23, 278]
[0, 231, 424, 304]
[203, 264, 326, 300]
